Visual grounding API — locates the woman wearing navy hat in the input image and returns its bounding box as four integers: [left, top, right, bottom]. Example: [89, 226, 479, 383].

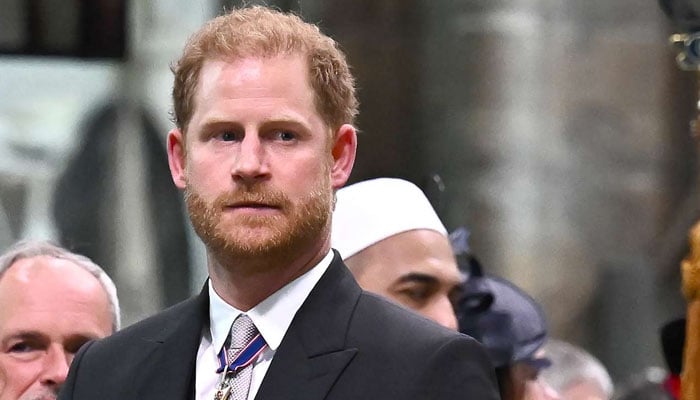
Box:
[455, 253, 561, 400]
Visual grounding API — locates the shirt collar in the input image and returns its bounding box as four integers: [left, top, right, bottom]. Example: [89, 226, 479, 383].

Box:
[209, 250, 333, 354]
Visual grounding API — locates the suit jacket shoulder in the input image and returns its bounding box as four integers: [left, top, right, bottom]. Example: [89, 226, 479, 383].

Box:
[351, 292, 499, 398]
[60, 254, 499, 400]
[59, 291, 208, 400]
[256, 254, 499, 400]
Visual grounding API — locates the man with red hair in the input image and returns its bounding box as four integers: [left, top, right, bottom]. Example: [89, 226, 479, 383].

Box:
[60, 6, 498, 400]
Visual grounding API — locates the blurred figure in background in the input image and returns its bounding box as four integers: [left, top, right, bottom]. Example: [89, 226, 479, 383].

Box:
[455, 252, 560, 400]
[0, 240, 120, 400]
[331, 177, 463, 329]
[611, 317, 685, 400]
[614, 367, 673, 400]
[539, 339, 614, 400]
[658, 317, 684, 400]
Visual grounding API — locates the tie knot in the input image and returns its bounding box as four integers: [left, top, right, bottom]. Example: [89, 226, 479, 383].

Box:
[229, 314, 257, 351]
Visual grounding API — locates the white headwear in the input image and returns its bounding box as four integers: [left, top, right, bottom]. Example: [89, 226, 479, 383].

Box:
[331, 177, 448, 259]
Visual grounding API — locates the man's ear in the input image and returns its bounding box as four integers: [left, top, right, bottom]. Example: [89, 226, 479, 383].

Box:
[330, 124, 357, 189]
[167, 128, 187, 189]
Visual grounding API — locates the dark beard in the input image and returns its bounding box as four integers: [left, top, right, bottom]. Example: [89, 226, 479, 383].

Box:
[184, 178, 332, 268]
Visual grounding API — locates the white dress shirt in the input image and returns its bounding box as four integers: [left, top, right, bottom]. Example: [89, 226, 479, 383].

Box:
[195, 250, 333, 400]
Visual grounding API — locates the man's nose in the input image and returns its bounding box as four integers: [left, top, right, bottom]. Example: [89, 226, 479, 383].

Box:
[231, 135, 269, 183]
[39, 346, 70, 388]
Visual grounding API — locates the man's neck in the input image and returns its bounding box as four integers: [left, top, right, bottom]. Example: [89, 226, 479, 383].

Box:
[207, 240, 330, 311]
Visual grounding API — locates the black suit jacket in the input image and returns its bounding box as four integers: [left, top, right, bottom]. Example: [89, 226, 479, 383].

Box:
[59, 253, 499, 399]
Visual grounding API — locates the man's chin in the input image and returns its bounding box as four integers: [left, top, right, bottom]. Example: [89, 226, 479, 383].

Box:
[21, 390, 58, 400]
[209, 229, 286, 259]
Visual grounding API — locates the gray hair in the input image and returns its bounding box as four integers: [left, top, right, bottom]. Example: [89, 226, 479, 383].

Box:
[540, 339, 614, 399]
[0, 240, 121, 331]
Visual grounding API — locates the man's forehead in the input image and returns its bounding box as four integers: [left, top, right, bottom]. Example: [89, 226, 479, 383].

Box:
[3, 256, 88, 281]
[360, 234, 461, 283]
[197, 54, 308, 93]
[396, 270, 463, 287]
[401, 258, 462, 281]
[0, 256, 113, 337]
[0, 256, 106, 309]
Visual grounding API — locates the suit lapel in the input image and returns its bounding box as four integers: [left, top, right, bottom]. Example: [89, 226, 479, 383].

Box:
[132, 287, 209, 400]
[255, 254, 361, 400]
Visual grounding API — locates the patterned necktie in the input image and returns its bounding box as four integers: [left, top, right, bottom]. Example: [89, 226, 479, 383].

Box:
[214, 314, 265, 400]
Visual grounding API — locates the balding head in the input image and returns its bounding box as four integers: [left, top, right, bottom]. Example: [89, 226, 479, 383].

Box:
[0, 241, 120, 331]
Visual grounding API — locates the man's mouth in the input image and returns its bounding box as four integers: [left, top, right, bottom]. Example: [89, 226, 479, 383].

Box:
[223, 201, 284, 215]
[227, 201, 279, 209]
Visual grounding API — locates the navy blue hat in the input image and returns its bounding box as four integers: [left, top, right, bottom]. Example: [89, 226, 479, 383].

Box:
[457, 256, 550, 369]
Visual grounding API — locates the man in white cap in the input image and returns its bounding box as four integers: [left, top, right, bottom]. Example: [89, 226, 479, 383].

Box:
[332, 177, 463, 329]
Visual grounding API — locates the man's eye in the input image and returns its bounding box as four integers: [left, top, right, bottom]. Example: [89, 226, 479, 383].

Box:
[6, 341, 43, 361]
[9, 342, 32, 352]
[7, 341, 42, 357]
[397, 286, 431, 303]
[277, 131, 295, 141]
[221, 131, 238, 141]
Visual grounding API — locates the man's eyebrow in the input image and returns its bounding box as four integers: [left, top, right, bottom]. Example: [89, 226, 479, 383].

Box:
[199, 115, 309, 126]
[7, 331, 44, 339]
[1, 331, 46, 345]
[259, 118, 312, 132]
[396, 273, 439, 285]
[198, 119, 242, 131]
